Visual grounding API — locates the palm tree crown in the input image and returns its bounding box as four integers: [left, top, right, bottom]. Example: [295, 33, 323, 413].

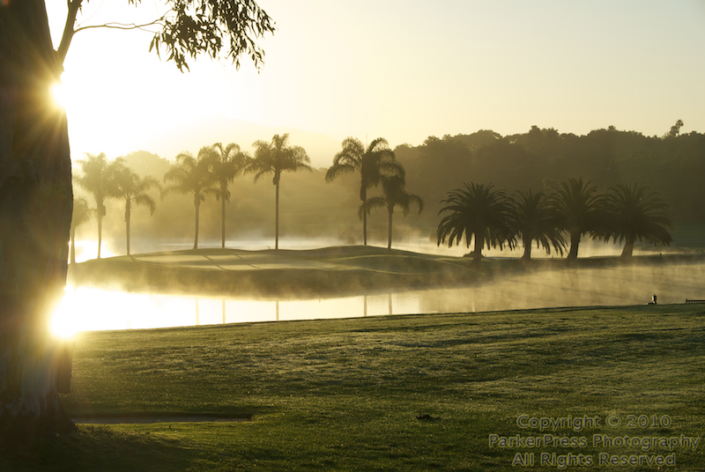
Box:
[363, 175, 423, 250]
[511, 190, 565, 260]
[437, 183, 515, 265]
[604, 183, 672, 257]
[552, 177, 607, 261]
[251, 133, 312, 250]
[113, 163, 160, 255]
[326, 137, 405, 245]
[162, 148, 218, 249]
[74, 153, 121, 258]
[205, 142, 251, 248]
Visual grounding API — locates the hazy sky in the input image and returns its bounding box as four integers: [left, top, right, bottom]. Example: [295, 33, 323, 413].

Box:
[47, 0, 705, 164]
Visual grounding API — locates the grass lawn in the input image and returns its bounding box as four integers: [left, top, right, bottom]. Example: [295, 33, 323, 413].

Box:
[3, 304, 704, 471]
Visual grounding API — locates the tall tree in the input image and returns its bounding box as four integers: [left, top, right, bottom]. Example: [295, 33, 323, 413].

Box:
[437, 183, 515, 265]
[74, 153, 122, 259]
[326, 137, 405, 246]
[511, 190, 565, 260]
[205, 142, 251, 248]
[362, 175, 423, 250]
[163, 149, 217, 250]
[0, 0, 274, 438]
[603, 183, 672, 257]
[251, 134, 312, 250]
[70, 197, 93, 265]
[113, 164, 160, 256]
[552, 177, 607, 261]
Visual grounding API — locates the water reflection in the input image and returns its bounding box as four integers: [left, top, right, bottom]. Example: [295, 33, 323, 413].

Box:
[52, 262, 705, 337]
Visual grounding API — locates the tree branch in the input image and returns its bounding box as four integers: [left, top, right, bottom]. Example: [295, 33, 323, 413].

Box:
[74, 17, 166, 35]
[57, 0, 83, 66]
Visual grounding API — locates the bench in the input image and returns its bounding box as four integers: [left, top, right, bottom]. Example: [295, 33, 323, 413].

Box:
[685, 299, 705, 304]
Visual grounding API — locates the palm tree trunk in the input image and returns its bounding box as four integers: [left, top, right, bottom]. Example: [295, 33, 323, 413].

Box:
[194, 198, 200, 250]
[275, 181, 280, 250]
[473, 232, 484, 265]
[387, 208, 393, 250]
[0, 0, 76, 437]
[125, 199, 131, 256]
[567, 231, 581, 260]
[360, 184, 367, 246]
[221, 192, 226, 249]
[522, 236, 532, 260]
[621, 237, 635, 258]
[97, 208, 103, 259]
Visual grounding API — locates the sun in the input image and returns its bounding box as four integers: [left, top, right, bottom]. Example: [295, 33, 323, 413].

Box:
[50, 82, 68, 109]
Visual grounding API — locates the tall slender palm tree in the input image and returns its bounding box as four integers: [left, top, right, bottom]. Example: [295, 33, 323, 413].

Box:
[362, 175, 424, 250]
[437, 183, 515, 265]
[205, 142, 251, 248]
[162, 148, 218, 249]
[511, 190, 565, 260]
[326, 137, 405, 245]
[70, 197, 93, 264]
[552, 177, 607, 261]
[251, 133, 312, 250]
[604, 183, 672, 257]
[114, 164, 160, 256]
[74, 153, 121, 258]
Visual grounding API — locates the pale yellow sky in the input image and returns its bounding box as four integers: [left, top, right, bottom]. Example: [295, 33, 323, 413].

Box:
[47, 0, 705, 166]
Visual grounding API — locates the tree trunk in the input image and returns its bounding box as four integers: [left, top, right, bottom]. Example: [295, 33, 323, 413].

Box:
[97, 204, 103, 259]
[472, 232, 484, 265]
[621, 237, 634, 258]
[567, 231, 581, 261]
[193, 196, 200, 250]
[522, 236, 532, 260]
[387, 207, 393, 250]
[221, 189, 226, 249]
[275, 180, 279, 250]
[125, 199, 131, 256]
[0, 0, 76, 438]
[360, 182, 367, 246]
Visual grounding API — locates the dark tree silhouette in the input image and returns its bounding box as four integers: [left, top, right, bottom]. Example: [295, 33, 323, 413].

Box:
[552, 177, 607, 261]
[114, 164, 160, 256]
[437, 183, 515, 265]
[362, 175, 423, 250]
[0, 0, 274, 437]
[69, 197, 93, 265]
[604, 183, 672, 257]
[163, 149, 217, 250]
[326, 137, 404, 245]
[511, 190, 565, 260]
[74, 153, 122, 259]
[205, 142, 251, 248]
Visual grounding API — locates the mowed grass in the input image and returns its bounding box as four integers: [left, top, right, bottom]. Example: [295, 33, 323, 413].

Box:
[4, 304, 704, 471]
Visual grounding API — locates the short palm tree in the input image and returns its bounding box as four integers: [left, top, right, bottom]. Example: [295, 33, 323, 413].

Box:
[437, 183, 515, 265]
[70, 197, 93, 264]
[512, 190, 565, 260]
[326, 137, 405, 245]
[205, 142, 251, 248]
[604, 183, 672, 257]
[162, 148, 218, 249]
[114, 164, 160, 256]
[552, 177, 607, 261]
[74, 153, 121, 258]
[362, 175, 423, 250]
[251, 133, 312, 250]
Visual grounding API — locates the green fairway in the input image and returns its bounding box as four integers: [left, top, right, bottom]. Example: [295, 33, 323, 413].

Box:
[4, 304, 704, 471]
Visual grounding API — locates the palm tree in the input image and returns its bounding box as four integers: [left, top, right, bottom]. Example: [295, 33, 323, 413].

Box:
[604, 183, 672, 257]
[362, 175, 423, 250]
[326, 137, 405, 245]
[552, 177, 607, 261]
[70, 197, 93, 264]
[162, 148, 218, 249]
[114, 164, 160, 256]
[512, 190, 565, 260]
[74, 153, 121, 258]
[437, 183, 515, 265]
[205, 142, 251, 248]
[251, 133, 312, 250]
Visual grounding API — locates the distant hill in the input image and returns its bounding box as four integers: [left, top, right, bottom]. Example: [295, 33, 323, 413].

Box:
[136, 114, 341, 168]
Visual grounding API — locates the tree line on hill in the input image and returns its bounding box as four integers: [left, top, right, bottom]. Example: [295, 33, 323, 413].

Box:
[71, 122, 696, 260]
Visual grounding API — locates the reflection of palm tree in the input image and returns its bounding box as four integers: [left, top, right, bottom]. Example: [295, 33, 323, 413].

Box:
[114, 164, 160, 255]
[75, 153, 121, 258]
[604, 183, 672, 258]
[363, 175, 423, 250]
[437, 183, 515, 265]
[205, 143, 251, 248]
[251, 134, 312, 250]
[326, 137, 404, 245]
[553, 177, 606, 261]
[163, 149, 217, 249]
[511, 190, 565, 260]
[70, 197, 93, 264]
